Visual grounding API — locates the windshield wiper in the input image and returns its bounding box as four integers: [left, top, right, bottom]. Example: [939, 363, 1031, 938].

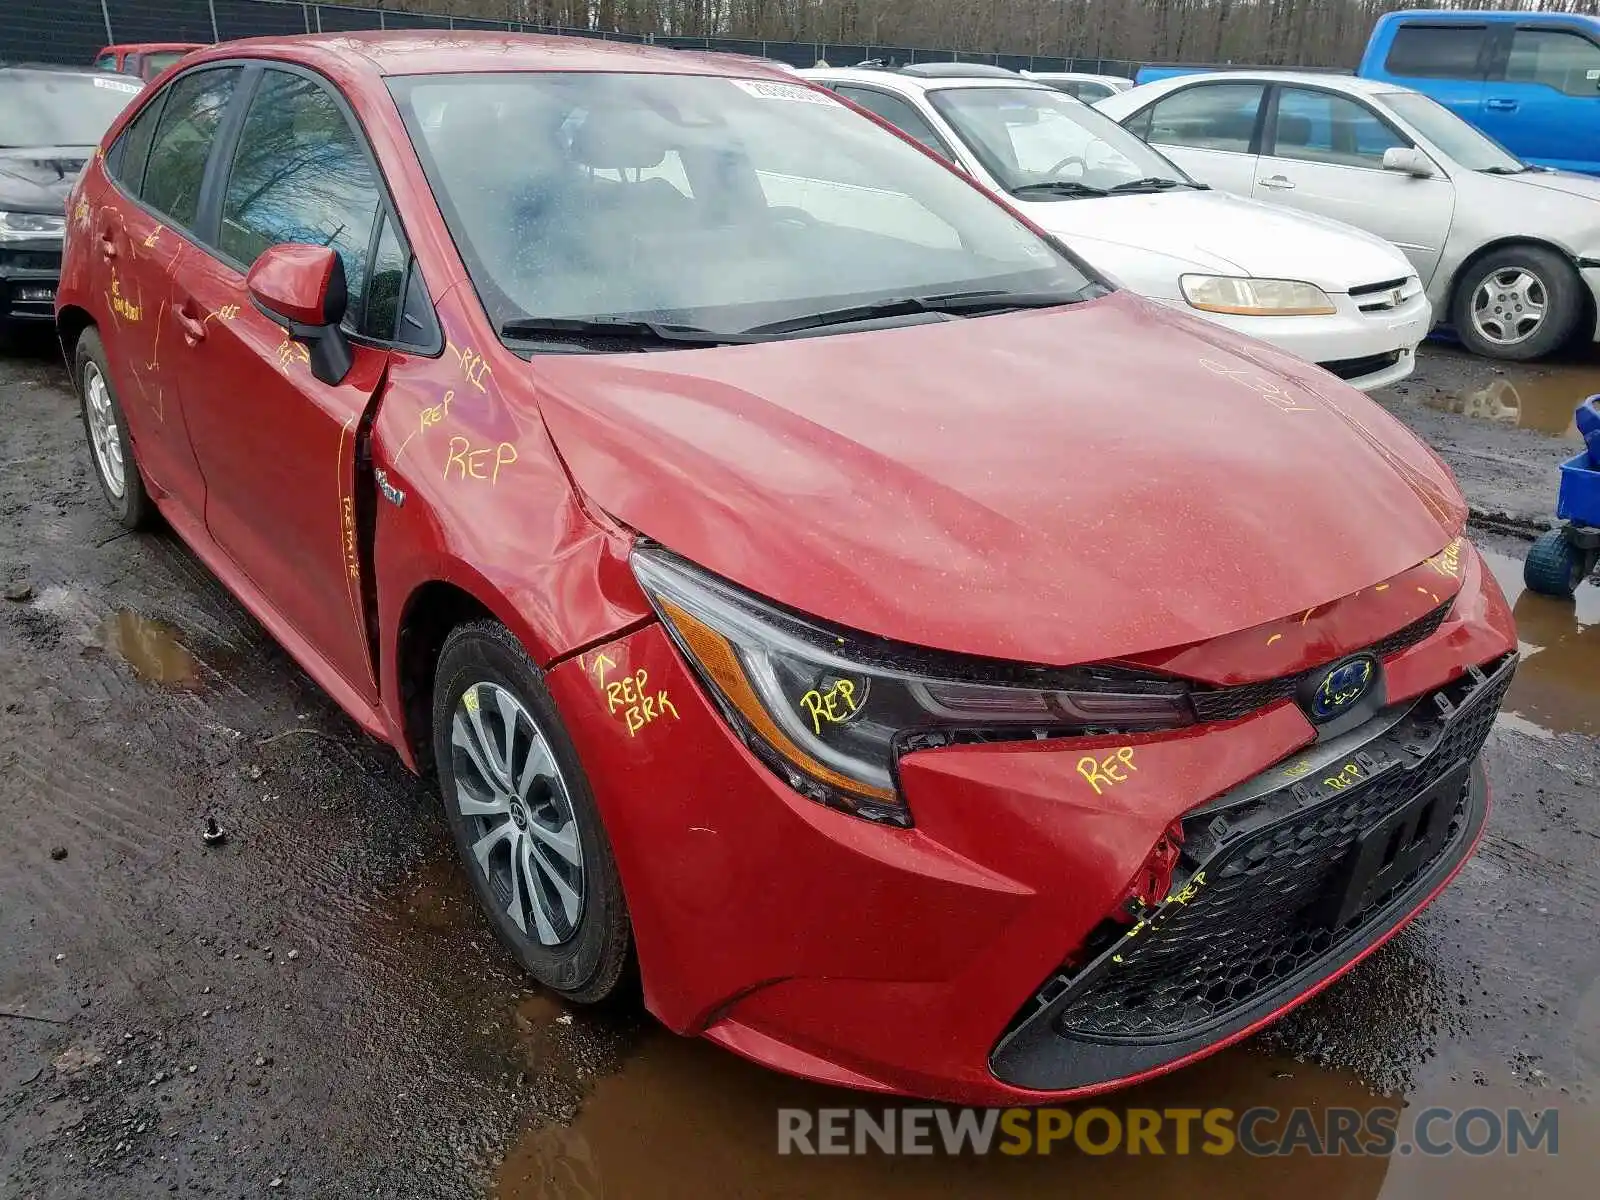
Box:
[740, 289, 1083, 337]
[1106, 177, 1197, 193]
[1010, 180, 1108, 199]
[498, 315, 760, 348]
[1478, 165, 1532, 175]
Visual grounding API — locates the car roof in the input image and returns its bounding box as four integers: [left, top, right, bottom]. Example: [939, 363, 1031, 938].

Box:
[101, 43, 206, 53]
[800, 66, 1053, 96]
[1128, 70, 1414, 98]
[176, 30, 798, 80]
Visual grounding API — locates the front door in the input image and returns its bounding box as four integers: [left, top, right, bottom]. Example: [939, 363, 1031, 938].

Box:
[1480, 23, 1600, 173]
[168, 67, 395, 701]
[1252, 86, 1455, 284]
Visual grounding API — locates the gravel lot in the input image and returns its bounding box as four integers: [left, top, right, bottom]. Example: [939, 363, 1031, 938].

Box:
[1, 329, 1595, 1198]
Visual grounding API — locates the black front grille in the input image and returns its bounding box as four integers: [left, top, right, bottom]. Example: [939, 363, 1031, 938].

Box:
[1047, 658, 1511, 1042]
[1190, 600, 1451, 725]
[1319, 350, 1403, 380]
[1348, 277, 1411, 297]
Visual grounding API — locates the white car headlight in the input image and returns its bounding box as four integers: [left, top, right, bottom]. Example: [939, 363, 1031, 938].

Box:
[0, 211, 67, 242]
[1180, 275, 1336, 317]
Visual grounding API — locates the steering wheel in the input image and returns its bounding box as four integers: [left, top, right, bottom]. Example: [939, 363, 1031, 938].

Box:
[768, 205, 819, 230]
[1046, 155, 1087, 178]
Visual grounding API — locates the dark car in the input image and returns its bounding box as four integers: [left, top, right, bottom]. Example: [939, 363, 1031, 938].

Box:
[0, 65, 142, 326]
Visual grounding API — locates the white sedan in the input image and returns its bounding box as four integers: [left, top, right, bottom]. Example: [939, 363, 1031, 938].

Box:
[1098, 72, 1600, 361]
[802, 68, 1431, 391]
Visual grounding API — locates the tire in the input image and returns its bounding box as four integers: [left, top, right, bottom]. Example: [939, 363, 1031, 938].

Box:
[432, 620, 632, 1003]
[75, 328, 155, 529]
[1523, 528, 1585, 598]
[1451, 244, 1583, 362]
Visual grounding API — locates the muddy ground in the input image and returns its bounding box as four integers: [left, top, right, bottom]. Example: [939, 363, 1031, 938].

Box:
[1, 329, 1596, 1198]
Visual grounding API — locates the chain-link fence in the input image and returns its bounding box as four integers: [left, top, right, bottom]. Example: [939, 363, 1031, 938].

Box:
[2, 0, 1141, 78]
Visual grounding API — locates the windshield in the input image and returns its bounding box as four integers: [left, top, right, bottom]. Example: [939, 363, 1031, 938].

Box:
[389, 72, 1094, 339]
[926, 85, 1193, 195]
[0, 73, 142, 148]
[1380, 91, 1525, 173]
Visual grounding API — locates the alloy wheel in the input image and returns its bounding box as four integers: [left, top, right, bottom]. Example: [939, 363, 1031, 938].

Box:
[1470, 267, 1547, 347]
[450, 681, 585, 945]
[83, 361, 126, 499]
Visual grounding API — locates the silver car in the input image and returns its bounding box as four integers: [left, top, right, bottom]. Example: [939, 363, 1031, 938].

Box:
[1020, 71, 1133, 103]
[1098, 71, 1600, 361]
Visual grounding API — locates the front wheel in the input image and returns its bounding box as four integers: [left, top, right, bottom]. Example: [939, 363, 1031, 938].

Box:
[1523, 528, 1587, 598]
[431, 620, 632, 1003]
[1451, 245, 1584, 362]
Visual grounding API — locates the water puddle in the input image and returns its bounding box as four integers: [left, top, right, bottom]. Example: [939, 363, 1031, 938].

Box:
[92, 610, 201, 688]
[1419, 359, 1598, 441]
[1478, 548, 1600, 736]
[492, 1032, 1593, 1200]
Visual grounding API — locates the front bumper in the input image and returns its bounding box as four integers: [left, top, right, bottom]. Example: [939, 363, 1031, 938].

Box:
[548, 543, 1515, 1105]
[0, 241, 63, 321]
[1180, 287, 1432, 391]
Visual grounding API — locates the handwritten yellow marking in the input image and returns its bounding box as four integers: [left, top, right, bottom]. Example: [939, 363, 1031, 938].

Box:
[447, 342, 492, 393]
[589, 652, 616, 686]
[1375, 583, 1390, 592]
[72, 199, 91, 232]
[275, 337, 310, 370]
[1166, 870, 1207, 906]
[1281, 759, 1315, 779]
[1418, 586, 1440, 603]
[1266, 632, 1283, 647]
[1300, 605, 1318, 626]
[463, 689, 479, 713]
[109, 274, 142, 322]
[203, 303, 240, 327]
[1199, 357, 1317, 412]
[444, 435, 517, 484]
[1323, 761, 1363, 792]
[1077, 746, 1138, 795]
[144, 301, 164, 371]
[1425, 537, 1463, 580]
[335, 417, 365, 668]
[603, 667, 679, 737]
[142, 224, 163, 249]
[799, 678, 858, 735]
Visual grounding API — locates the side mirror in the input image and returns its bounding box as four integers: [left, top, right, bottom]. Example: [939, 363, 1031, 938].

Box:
[246, 243, 353, 386]
[1381, 146, 1435, 178]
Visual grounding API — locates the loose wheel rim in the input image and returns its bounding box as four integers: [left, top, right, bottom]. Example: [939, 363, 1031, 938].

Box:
[450, 681, 585, 946]
[83, 362, 125, 499]
[1469, 267, 1547, 346]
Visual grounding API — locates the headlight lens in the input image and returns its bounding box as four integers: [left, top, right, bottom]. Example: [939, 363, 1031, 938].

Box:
[632, 548, 1194, 827]
[1180, 275, 1336, 317]
[0, 211, 67, 241]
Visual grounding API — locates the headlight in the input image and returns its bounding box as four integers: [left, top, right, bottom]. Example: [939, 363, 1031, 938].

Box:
[1180, 275, 1336, 317]
[0, 211, 67, 241]
[632, 547, 1194, 827]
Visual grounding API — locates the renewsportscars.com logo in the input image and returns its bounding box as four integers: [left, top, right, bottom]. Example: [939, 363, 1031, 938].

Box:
[777, 1105, 1560, 1157]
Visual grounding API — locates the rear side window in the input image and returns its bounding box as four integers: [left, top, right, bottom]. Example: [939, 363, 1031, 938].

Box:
[108, 93, 166, 194]
[832, 86, 953, 161]
[1271, 89, 1407, 167]
[219, 69, 381, 301]
[141, 68, 240, 230]
[1142, 84, 1265, 152]
[1384, 25, 1488, 79]
[94, 55, 118, 71]
[1506, 28, 1600, 96]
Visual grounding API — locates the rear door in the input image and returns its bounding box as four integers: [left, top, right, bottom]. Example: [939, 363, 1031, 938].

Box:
[168, 65, 407, 701]
[1480, 22, 1600, 173]
[1377, 22, 1492, 130]
[1252, 85, 1454, 282]
[1120, 81, 1267, 197]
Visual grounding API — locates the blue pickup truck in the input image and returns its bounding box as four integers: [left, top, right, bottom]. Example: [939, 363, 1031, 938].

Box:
[1136, 10, 1600, 176]
[1359, 10, 1600, 176]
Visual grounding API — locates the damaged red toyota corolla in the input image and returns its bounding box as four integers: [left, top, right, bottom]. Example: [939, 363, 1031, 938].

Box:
[56, 33, 1517, 1104]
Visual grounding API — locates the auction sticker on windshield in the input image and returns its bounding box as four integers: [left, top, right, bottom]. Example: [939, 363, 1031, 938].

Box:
[731, 79, 834, 104]
[93, 77, 141, 93]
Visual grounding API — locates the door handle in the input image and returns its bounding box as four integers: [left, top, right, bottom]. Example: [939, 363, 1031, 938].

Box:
[96, 230, 118, 259]
[174, 301, 207, 343]
[1485, 98, 1519, 112]
[1259, 175, 1296, 190]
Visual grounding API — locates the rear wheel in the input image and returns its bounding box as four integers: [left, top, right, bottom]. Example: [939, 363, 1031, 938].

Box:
[75, 328, 155, 529]
[431, 620, 632, 1002]
[1523, 528, 1586, 598]
[1451, 245, 1583, 362]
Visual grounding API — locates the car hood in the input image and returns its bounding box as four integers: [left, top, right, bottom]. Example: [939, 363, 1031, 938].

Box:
[534, 291, 1463, 666]
[0, 145, 94, 210]
[1017, 187, 1413, 293]
[1499, 167, 1600, 202]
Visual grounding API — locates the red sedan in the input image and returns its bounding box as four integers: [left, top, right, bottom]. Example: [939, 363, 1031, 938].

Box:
[55, 33, 1517, 1105]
